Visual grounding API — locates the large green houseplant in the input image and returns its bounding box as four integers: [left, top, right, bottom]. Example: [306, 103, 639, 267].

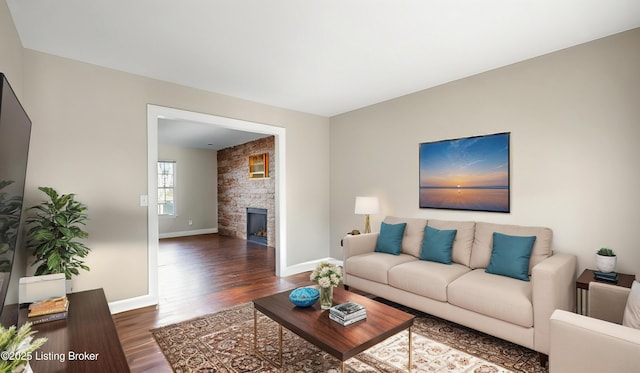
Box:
[26, 187, 91, 281]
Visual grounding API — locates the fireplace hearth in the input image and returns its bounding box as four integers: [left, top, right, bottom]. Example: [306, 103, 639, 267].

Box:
[246, 208, 267, 245]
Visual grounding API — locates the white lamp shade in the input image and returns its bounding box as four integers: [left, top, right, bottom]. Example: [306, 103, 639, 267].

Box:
[354, 196, 379, 215]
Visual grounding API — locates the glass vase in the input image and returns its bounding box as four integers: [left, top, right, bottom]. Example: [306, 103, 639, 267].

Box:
[319, 286, 333, 310]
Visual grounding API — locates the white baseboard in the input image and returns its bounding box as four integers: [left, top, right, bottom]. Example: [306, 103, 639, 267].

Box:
[159, 228, 218, 239]
[109, 293, 159, 314]
[280, 257, 343, 277]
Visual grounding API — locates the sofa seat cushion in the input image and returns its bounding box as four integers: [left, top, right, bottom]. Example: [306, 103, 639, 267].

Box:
[345, 252, 417, 284]
[388, 261, 470, 301]
[448, 269, 533, 328]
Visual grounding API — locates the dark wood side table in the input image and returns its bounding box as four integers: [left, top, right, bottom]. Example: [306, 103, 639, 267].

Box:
[575, 269, 635, 315]
[20, 288, 130, 372]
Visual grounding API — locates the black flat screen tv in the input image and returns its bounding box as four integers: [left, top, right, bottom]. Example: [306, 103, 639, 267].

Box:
[0, 73, 32, 327]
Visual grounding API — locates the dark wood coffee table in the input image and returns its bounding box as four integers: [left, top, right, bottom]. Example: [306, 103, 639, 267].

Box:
[253, 287, 415, 372]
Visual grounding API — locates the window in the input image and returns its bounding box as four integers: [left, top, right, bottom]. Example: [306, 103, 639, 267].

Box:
[158, 161, 175, 215]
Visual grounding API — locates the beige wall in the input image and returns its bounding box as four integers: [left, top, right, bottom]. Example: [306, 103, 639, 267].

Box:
[3, 0, 638, 305]
[0, 0, 23, 96]
[330, 28, 640, 277]
[158, 145, 218, 237]
[0, 0, 331, 305]
[19, 50, 330, 302]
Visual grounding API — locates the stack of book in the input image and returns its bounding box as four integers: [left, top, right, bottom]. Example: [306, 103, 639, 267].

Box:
[28, 296, 69, 324]
[594, 271, 618, 282]
[329, 302, 366, 326]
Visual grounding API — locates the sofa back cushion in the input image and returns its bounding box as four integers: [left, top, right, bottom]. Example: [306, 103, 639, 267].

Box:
[427, 219, 475, 267]
[471, 222, 553, 273]
[384, 216, 427, 257]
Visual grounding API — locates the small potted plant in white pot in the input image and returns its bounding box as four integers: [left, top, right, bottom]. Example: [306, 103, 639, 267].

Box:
[595, 247, 616, 273]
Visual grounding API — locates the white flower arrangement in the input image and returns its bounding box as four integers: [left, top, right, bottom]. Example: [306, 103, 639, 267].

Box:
[0, 322, 47, 373]
[310, 262, 343, 288]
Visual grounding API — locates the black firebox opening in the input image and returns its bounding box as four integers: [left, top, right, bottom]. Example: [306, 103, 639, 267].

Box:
[246, 208, 267, 246]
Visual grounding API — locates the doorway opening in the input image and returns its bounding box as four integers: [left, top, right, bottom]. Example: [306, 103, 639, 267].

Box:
[147, 105, 287, 307]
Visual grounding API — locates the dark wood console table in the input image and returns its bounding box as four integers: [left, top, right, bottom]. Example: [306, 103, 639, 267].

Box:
[20, 288, 130, 372]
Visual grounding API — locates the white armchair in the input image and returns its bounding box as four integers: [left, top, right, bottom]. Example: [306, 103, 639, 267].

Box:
[549, 282, 640, 373]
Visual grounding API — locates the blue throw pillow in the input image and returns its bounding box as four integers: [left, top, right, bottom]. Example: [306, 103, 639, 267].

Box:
[419, 226, 457, 264]
[486, 232, 537, 281]
[374, 222, 406, 255]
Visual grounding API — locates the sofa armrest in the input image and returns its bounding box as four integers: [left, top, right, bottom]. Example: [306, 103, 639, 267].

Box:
[531, 253, 577, 354]
[549, 309, 640, 372]
[589, 282, 630, 324]
[342, 233, 379, 259]
[342, 233, 379, 281]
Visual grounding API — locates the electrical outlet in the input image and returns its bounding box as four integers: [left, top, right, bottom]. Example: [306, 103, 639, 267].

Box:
[140, 195, 148, 206]
[188, 219, 193, 226]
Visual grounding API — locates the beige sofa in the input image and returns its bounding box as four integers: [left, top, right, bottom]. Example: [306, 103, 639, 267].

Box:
[343, 217, 576, 362]
[549, 282, 640, 372]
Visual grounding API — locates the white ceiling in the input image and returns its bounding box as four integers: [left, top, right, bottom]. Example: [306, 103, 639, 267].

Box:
[8, 1, 640, 117]
[158, 118, 270, 150]
[6, 1, 640, 149]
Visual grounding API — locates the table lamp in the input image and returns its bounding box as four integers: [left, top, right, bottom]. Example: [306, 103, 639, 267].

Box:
[354, 196, 379, 234]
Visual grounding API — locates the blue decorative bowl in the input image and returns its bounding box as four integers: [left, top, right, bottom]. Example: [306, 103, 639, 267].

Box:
[289, 287, 320, 308]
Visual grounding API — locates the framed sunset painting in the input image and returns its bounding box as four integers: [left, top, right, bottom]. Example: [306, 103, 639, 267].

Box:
[419, 132, 510, 212]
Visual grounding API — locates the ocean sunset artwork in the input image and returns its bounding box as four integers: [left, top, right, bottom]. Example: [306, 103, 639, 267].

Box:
[419, 132, 510, 212]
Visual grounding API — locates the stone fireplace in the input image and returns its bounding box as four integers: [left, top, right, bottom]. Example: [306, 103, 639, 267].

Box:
[217, 136, 275, 247]
[246, 208, 267, 245]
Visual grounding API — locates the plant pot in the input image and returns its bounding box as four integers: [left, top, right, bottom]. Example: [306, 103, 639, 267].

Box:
[596, 254, 616, 273]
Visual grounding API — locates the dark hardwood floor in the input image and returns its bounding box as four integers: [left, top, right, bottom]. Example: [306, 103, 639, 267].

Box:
[112, 234, 311, 372]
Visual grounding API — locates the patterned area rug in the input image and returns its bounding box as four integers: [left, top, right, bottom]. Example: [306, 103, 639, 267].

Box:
[151, 302, 547, 372]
